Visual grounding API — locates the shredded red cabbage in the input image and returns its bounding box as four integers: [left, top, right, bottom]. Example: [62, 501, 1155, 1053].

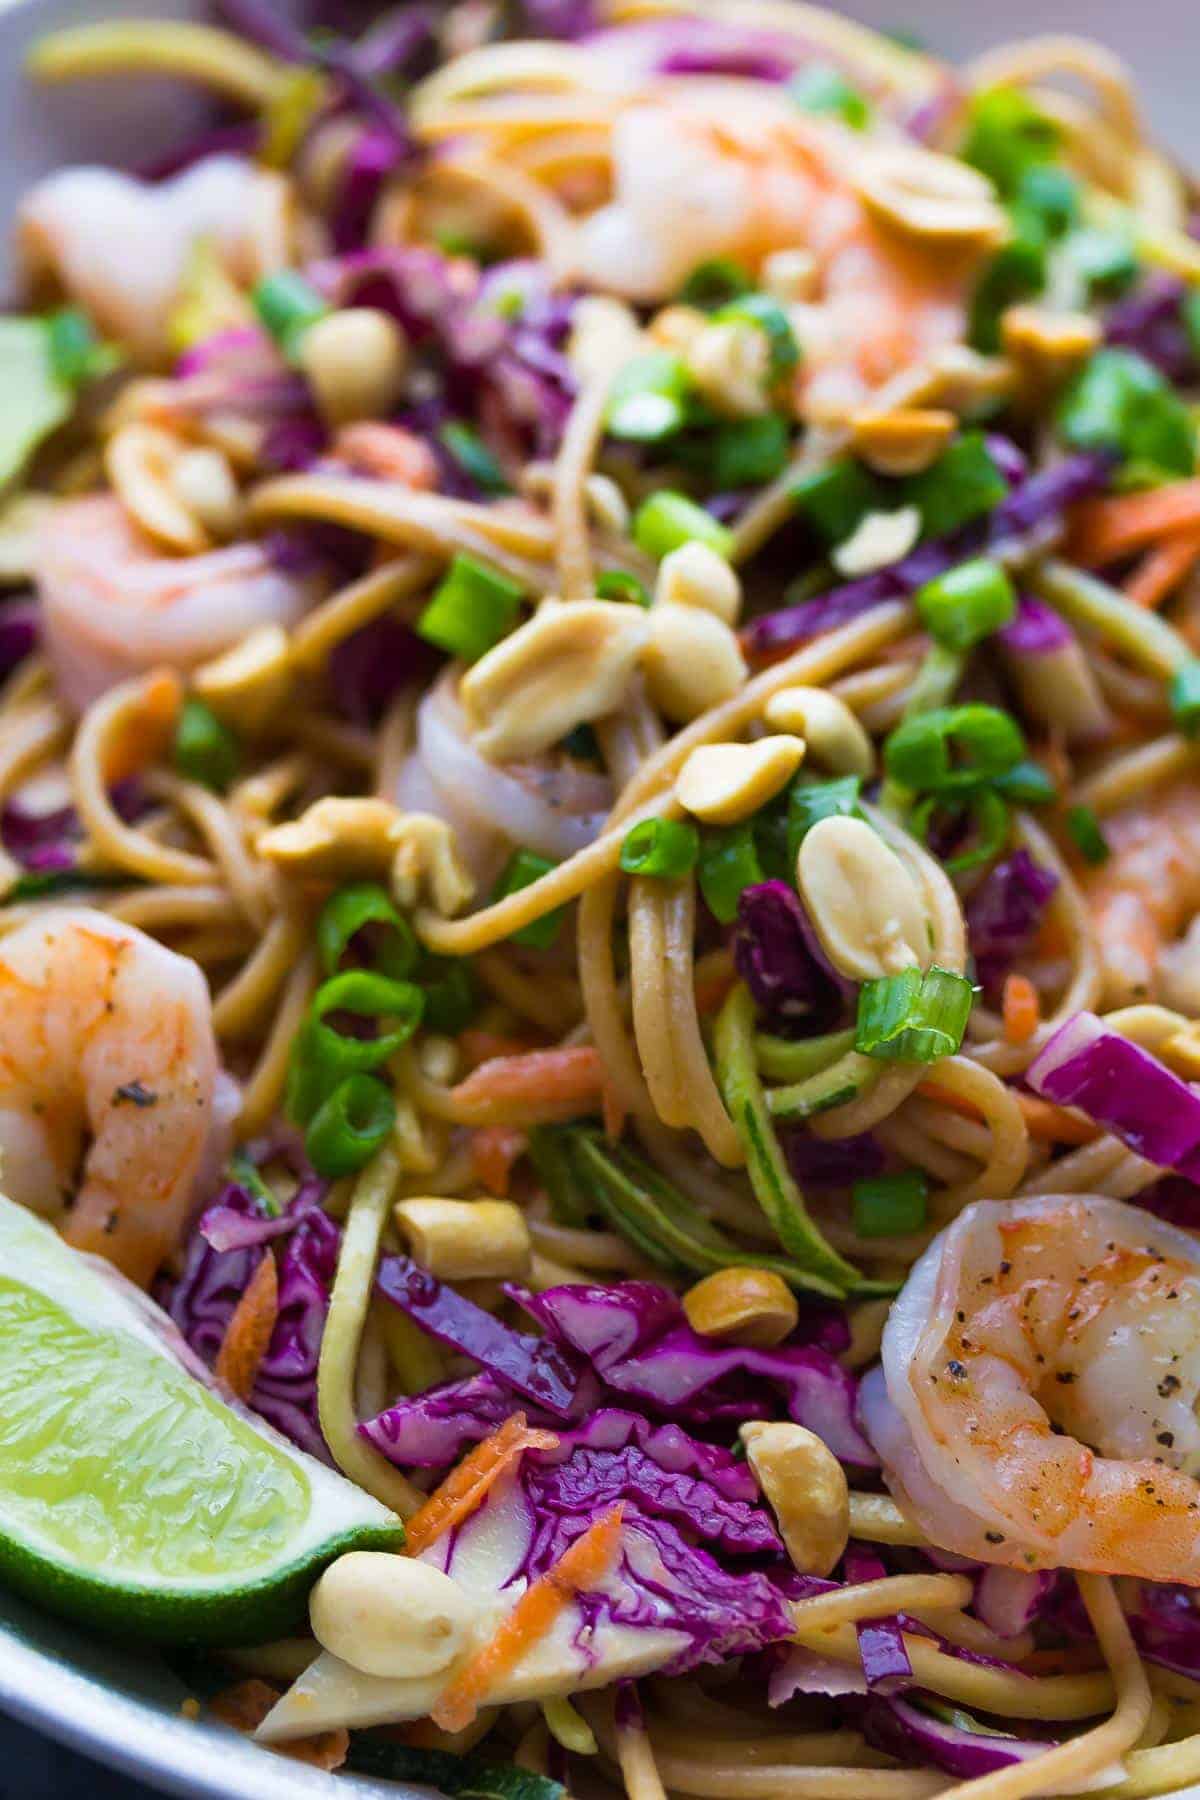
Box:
[1028, 1012, 1200, 1178]
[844, 1545, 912, 1692]
[784, 1129, 886, 1189]
[327, 612, 437, 726]
[1106, 277, 1199, 383]
[964, 850, 1058, 999]
[996, 594, 1073, 656]
[376, 1256, 586, 1418]
[735, 879, 854, 1036]
[863, 1694, 1062, 1780]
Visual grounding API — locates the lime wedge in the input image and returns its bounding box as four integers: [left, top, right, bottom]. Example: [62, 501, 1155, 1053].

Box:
[0, 1194, 402, 1644]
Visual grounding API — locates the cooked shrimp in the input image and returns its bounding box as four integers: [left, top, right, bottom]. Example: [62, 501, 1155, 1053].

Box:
[0, 908, 235, 1288]
[866, 1194, 1200, 1582]
[576, 97, 972, 413]
[34, 494, 317, 710]
[1080, 779, 1200, 1007]
[17, 155, 289, 363]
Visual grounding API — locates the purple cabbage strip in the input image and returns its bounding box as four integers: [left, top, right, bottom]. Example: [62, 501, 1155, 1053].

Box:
[1136, 1175, 1200, 1229]
[376, 1256, 585, 1418]
[1129, 1582, 1200, 1679]
[1027, 1011, 1200, 1181]
[0, 603, 38, 683]
[986, 451, 1114, 543]
[974, 1565, 1061, 1640]
[785, 1129, 886, 1189]
[212, 0, 310, 60]
[996, 593, 1073, 656]
[517, 0, 599, 38]
[327, 612, 437, 726]
[735, 879, 853, 1037]
[1, 777, 145, 876]
[513, 1280, 873, 1464]
[964, 849, 1058, 999]
[863, 1694, 1061, 1780]
[360, 1370, 531, 1468]
[1106, 277, 1198, 383]
[349, 6, 437, 80]
[164, 1172, 336, 1462]
[330, 128, 411, 254]
[844, 1545, 912, 1693]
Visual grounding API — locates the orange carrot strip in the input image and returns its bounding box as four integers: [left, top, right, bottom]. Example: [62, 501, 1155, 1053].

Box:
[334, 422, 439, 489]
[916, 1080, 985, 1123]
[432, 1505, 625, 1733]
[209, 1680, 348, 1770]
[1124, 525, 1200, 609]
[404, 1413, 558, 1558]
[1016, 1091, 1100, 1146]
[215, 1252, 278, 1401]
[1002, 974, 1041, 1045]
[1067, 479, 1200, 567]
[106, 667, 183, 784]
[471, 1125, 528, 1197]
[695, 962, 737, 1017]
[449, 1046, 606, 1127]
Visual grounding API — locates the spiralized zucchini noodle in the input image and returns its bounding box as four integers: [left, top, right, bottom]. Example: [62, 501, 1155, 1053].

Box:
[5, 0, 1200, 1795]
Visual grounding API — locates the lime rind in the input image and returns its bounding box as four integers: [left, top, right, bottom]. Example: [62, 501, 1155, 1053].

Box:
[0, 1196, 403, 1645]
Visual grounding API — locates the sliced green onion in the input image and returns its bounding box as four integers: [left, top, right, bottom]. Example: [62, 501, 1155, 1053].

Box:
[596, 569, 651, 608]
[620, 816, 700, 879]
[252, 269, 328, 359]
[710, 413, 790, 488]
[961, 87, 1059, 197]
[789, 61, 870, 128]
[994, 759, 1058, 805]
[491, 849, 563, 949]
[307, 969, 426, 1086]
[317, 882, 418, 980]
[1066, 803, 1110, 866]
[916, 557, 1016, 651]
[884, 704, 1025, 792]
[788, 776, 861, 859]
[791, 457, 884, 544]
[968, 221, 1048, 354]
[912, 787, 1010, 875]
[417, 554, 523, 662]
[527, 1124, 590, 1227]
[305, 1074, 396, 1178]
[856, 965, 975, 1063]
[900, 433, 1009, 542]
[607, 351, 692, 442]
[47, 307, 117, 386]
[172, 697, 239, 792]
[420, 959, 476, 1034]
[679, 258, 753, 308]
[713, 294, 800, 384]
[633, 491, 732, 560]
[853, 1168, 928, 1238]
[698, 822, 764, 924]
[1058, 348, 1195, 479]
[1015, 164, 1079, 238]
[438, 421, 510, 494]
[1065, 227, 1139, 299]
[1169, 660, 1200, 736]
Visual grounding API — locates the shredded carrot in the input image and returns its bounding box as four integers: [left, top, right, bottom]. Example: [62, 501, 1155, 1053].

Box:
[471, 1125, 528, 1196]
[1123, 525, 1200, 609]
[459, 1029, 542, 1069]
[449, 1046, 606, 1127]
[209, 1680, 348, 1770]
[916, 1079, 984, 1123]
[1035, 910, 1070, 958]
[214, 1252, 278, 1401]
[404, 1413, 559, 1558]
[1015, 1091, 1101, 1146]
[694, 961, 737, 1017]
[432, 1505, 624, 1733]
[1067, 479, 1200, 567]
[1002, 974, 1041, 1045]
[106, 667, 183, 784]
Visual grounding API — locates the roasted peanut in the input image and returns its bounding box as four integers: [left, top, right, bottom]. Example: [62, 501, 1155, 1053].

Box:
[741, 1422, 850, 1577]
[654, 541, 742, 625]
[763, 687, 874, 777]
[850, 408, 956, 478]
[643, 603, 746, 722]
[394, 1197, 532, 1281]
[832, 506, 921, 578]
[298, 308, 407, 429]
[683, 1268, 799, 1348]
[310, 1553, 478, 1679]
[676, 736, 805, 826]
[686, 320, 771, 418]
[459, 599, 648, 762]
[855, 145, 1007, 248]
[796, 815, 926, 979]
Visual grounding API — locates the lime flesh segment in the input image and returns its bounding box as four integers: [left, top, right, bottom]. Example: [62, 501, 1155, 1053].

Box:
[0, 1195, 401, 1644]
